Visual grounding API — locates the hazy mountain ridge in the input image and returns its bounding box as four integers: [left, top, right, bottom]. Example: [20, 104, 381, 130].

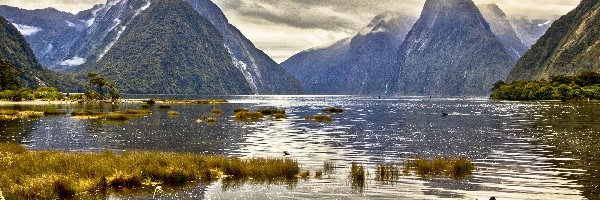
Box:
[508, 0, 600, 81]
[477, 4, 528, 60]
[282, 13, 417, 94]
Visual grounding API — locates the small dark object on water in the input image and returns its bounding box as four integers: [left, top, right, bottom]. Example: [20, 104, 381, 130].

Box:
[284, 151, 290, 156]
[489, 197, 496, 200]
[442, 113, 448, 116]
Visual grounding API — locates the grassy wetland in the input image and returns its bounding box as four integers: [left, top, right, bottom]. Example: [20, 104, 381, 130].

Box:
[1, 95, 598, 199]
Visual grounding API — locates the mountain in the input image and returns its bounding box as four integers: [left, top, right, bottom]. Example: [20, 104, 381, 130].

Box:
[0, 5, 89, 70]
[83, 0, 252, 94]
[396, 0, 516, 96]
[509, 16, 556, 48]
[507, 0, 600, 81]
[0, 15, 82, 91]
[282, 13, 416, 94]
[185, 0, 301, 94]
[282, 39, 351, 94]
[477, 4, 528, 60]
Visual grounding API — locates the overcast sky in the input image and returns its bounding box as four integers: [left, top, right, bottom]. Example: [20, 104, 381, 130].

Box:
[0, 0, 580, 62]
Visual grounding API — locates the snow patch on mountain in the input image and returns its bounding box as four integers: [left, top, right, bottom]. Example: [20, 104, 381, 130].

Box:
[12, 23, 42, 36]
[59, 56, 87, 66]
[97, 0, 151, 61]
[226, 45, 258, 93]
[538, 20, 552, 27]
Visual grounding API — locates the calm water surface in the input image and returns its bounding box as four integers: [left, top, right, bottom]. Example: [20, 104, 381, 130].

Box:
[1, 96, 599, 199]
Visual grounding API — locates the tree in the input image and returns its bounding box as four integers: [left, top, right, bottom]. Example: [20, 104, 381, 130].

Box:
[0, 58, 21, 90]
[85, 72, 120, 101]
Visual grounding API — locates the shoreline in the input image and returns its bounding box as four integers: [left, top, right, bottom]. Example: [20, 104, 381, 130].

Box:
[0, 99, 228, 106]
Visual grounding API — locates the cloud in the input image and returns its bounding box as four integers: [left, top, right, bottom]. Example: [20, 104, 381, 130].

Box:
[59, 56, 87, 66]
[1, 0, 104, 13]
[12, 23, 42, 36]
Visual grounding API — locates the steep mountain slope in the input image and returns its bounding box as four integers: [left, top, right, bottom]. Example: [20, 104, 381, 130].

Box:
[507, 0, 600, 81]
[282, 13, 416, 94]
[186, 0, 302, 95]
[0, 15, 82, 91]
[85, 0, 252, 94]
[396, 0, 515, 96]
[509, 16, 556, 47]
[478, 4, 528, 60]
[0, 5, 87, 70]
[281, 38, 351, 93]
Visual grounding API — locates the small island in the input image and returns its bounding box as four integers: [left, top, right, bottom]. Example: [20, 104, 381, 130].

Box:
[491, 71, 600, 101]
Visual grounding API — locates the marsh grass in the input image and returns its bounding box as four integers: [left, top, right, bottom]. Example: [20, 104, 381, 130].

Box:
[258, 108, 285, 116]
[375, 164, 401, 182]
[298, 170, 310, 179]
[323, 161, 336, 174]
[315, 170, 323, 179]
[71, 110, 106, 116]
[158, 105, 171, 109]
[409, 157, 474, 179]
[0, 109, 44, 120]
[0, 143, 300, 199]
[211, 109, 223, 115]
[140, 104, 152, 109]
[43, 110, 68, 115]
[305, 115, 333, 123]
[273, 113, 287, 119]
[167, 111, 180, 116]
[323, 107, 344, 114]
[349, 163, 366, 191]
[234, 111, 265, 122]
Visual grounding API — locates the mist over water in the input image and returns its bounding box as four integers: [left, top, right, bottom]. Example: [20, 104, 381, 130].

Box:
[1, 96, 598, 199]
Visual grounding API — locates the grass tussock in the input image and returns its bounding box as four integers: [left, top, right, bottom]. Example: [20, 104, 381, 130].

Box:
[116, 109, 151, 115]
[145, 99, 156, 105]
[140, 104, 152, 109]
[258, 108, 285, 116]
[298, 170, 310, 179]
[408, 157, 474, 179]
[211, 109, 224, 115]
[273, 113, 287, 119]
[323, 107, 344, 114]
[167, 111, 180, 116]
[43, 110, 68, 116]
[97, 113, 130, 121]
[0, 143, 300, 199]
[158, 105, 172, 109]
[234, 111, 265, 122]
[305, 115, 333, 123]
[323, 161, 336, 174]
[349, 162, 366, 191]
[375, 164, 401, 182]
[233, 108, 249, 113]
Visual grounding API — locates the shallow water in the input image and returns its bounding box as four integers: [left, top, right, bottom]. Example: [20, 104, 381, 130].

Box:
[1, 96, 599, 199]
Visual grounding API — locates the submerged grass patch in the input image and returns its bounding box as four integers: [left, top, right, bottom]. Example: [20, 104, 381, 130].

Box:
[211, 109, 223, 115]
[323, 107, 344, 114]
[408, 157, 474, 179]
[0, 143, 300, 199]
[375, 164, 401, 182]
[167, 111, 180, 116]
[234, 111, 265, 122]
[258, 108, 285, 116]
[158, 105, 172, 109]
[305, 115, 333, 123]
[71, 110, 106, 116]
[349, 162, 366, 191]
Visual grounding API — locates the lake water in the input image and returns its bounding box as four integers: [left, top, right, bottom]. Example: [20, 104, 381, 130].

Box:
[1, 96, 599, 199]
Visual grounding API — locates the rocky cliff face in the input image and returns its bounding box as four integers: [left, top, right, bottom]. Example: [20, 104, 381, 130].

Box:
[186, 0, 302, 95]
[396, 0, 516, 96]
[508, 0, 600, 81]
[478, 4, 528, 60]
[509, 16, 556, 48]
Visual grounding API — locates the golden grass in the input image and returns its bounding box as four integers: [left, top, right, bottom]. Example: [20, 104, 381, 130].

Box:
[71, 110, 106, 116]
[0, 109, 44, 120]
[0, 143, 300, 199]
[305, 115, 333, 123]
[167, 111, 180, 116]
[211, 109, 224, 115]
[234, 111, 265, 122]
[234, 108, 249, 113]
[408, 157, 474, 179]
[43, 110, 68, 115]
